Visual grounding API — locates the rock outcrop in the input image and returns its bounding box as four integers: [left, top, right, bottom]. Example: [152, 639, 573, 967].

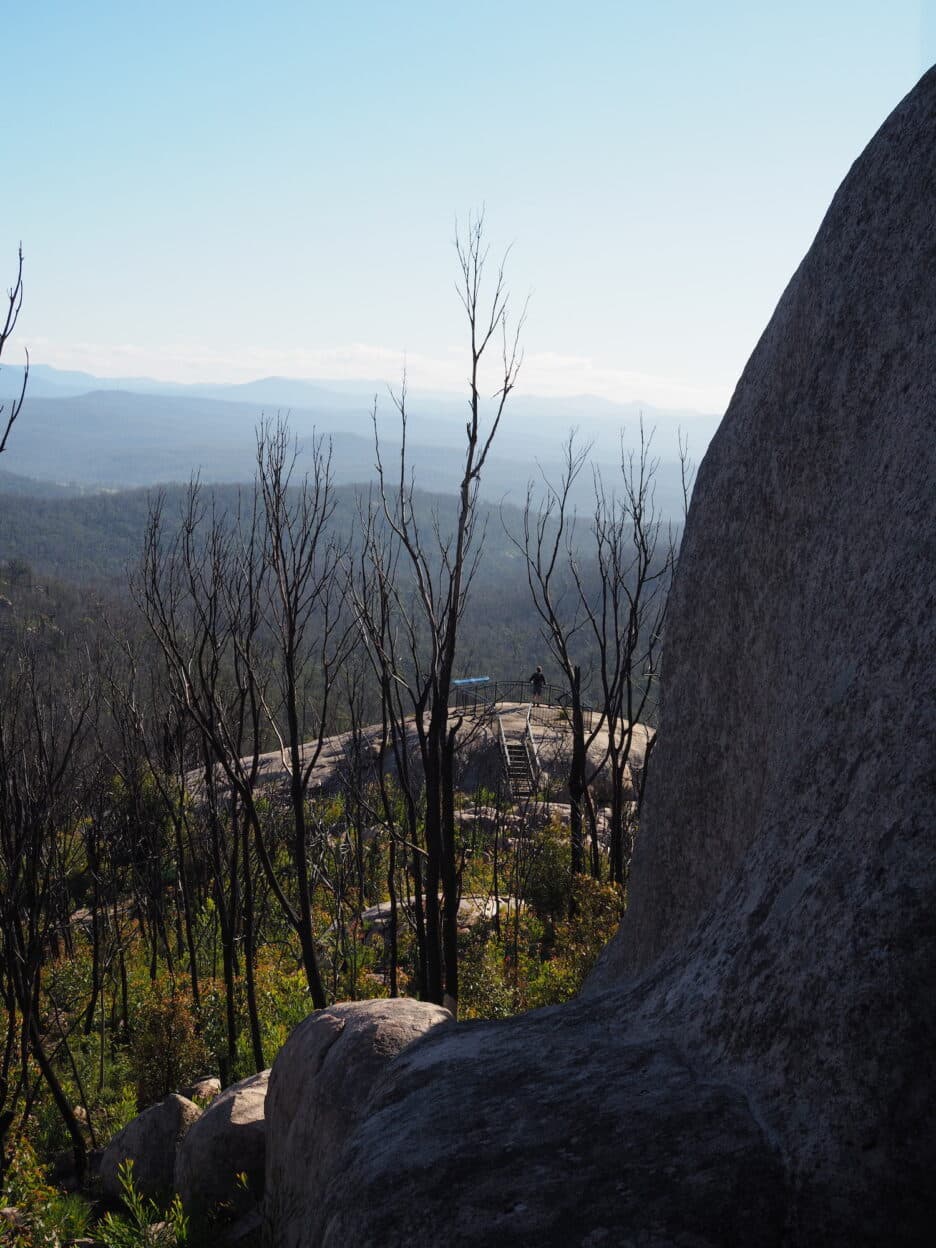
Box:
[179, 1075, 221, 1103]
[263, 999, 452, 1248]
[307, 67, 936, 1247]
[99, 1094, 201, 1203]
[174, 1069, 269, 1217]
[320, 1003, 786, 1247]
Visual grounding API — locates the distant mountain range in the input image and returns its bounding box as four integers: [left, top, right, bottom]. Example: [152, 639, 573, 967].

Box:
[0, 363, 721, 514]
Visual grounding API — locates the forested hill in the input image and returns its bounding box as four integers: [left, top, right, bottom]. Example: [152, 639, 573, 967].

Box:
[0, 481, 178, 584]
[0, 467, 86, 497]
[0, 481, 599, 683]
[0, 480, 523, 585]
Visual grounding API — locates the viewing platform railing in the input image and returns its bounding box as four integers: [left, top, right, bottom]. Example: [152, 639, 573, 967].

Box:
[448, 679, 601, 727]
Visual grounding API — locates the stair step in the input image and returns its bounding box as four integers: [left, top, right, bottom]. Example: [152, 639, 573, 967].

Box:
[501, 725, 536, 800]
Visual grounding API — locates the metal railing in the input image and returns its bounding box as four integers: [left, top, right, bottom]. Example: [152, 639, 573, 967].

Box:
[449, 679, 581, 712]
[523, 703, 541, 779]
[496, 711, 510, 773]
[449, 679, 602, 731]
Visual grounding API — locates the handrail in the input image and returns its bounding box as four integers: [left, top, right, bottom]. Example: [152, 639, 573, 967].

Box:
[496, 712, 510, 773]
[448, 678, 597, 719]
[523, 703, 541, 778]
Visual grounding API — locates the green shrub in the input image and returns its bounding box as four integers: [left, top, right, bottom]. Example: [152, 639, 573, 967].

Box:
[128, 984, 208, 1110]
[458, 927, 515, 1020]
[1, 1136, 91, 1247]
[98, 1159, 188, 1247]
[525, 875, 624, 1008]
[523, 822, 572, 922]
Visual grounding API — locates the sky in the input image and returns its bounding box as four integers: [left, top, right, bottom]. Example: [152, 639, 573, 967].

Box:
[2, 1, 932, 413]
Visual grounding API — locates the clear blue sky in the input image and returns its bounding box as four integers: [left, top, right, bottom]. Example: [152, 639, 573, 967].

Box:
[2, 1, 931, 411]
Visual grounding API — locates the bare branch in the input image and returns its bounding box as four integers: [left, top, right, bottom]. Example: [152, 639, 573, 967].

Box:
[0, 246, 28, 455]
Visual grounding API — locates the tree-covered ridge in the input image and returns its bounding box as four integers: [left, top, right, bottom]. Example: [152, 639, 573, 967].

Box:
[0, 481, 679, 696]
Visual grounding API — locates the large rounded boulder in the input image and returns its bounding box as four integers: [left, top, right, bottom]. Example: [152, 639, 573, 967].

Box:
[100, 1093, 201, 1203]
[174, 1069, 269, 1218]
[263, 999, 452, 1248]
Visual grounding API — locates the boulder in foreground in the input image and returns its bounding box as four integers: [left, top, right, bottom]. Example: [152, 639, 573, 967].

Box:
[264, 999, 452, 1248]
[100, 1093, 200, 1203]
[174, 1069, 269, 1218]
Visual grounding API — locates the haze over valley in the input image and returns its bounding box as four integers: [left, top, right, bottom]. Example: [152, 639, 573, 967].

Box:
[0, 363, 715, 516]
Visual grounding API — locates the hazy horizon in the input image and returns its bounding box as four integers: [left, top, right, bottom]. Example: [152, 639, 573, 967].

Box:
[1, 359, 722, 418]
[0, 360, 716, 517]
[3, 3, 932, 415]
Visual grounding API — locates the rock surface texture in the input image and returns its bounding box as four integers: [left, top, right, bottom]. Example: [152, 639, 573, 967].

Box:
[582, 65, 936, 1246]
[174, 1069, 269, 1217]
[179, 1075, 221, 1103]
[263, 999, 452, 1248]
[308, 68, 936, 1248]
[99, 1094, 200, 1203]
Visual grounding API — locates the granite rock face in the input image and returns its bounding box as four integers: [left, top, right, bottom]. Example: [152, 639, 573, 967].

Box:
[320, 999, 786, 1248]
[99, 1094, 201, 1203]
[587, 60, 936, 1239]
[263, 999, 452, 1248]
[174, 1069, 269, 1217]
[311, 68, 936, 1247]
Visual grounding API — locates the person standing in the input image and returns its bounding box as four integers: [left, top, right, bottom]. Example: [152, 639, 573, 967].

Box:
[528, 664, 546, 704]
